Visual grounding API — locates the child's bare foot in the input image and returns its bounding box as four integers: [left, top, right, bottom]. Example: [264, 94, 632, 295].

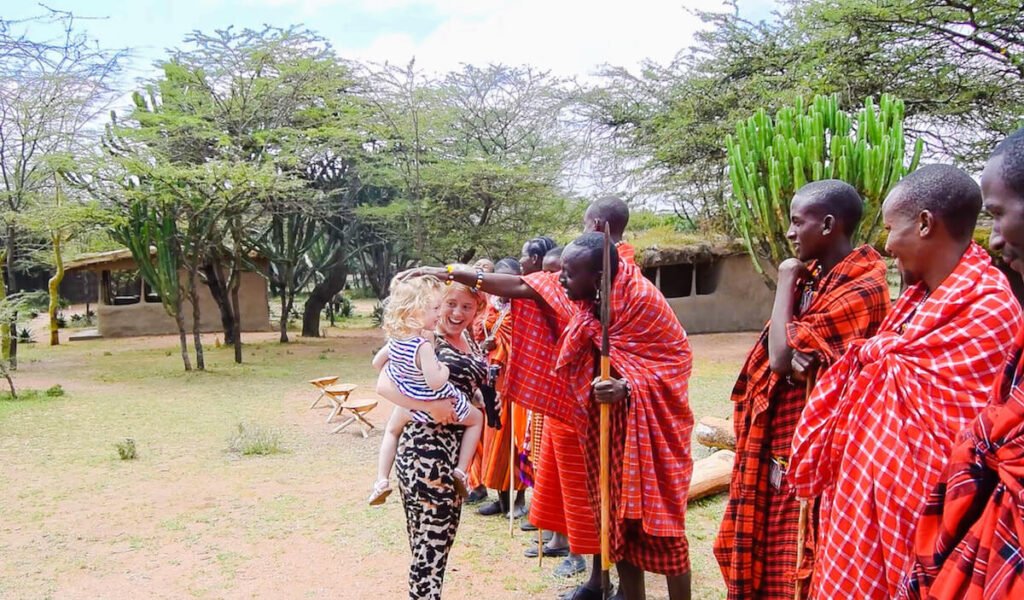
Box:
[368, 479, 392, 505]
[452, 468, 470, 498]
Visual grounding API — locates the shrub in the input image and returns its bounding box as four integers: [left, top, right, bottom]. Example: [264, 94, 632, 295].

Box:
[17, 328, 33, 343]
[115, 438, 137, 460]
[56, 313, 67, 329]
[338, 295, 354, 318]
[45, 385, 64, 397]
[228, 423, 283, 456]
[371, 302, 384, 328]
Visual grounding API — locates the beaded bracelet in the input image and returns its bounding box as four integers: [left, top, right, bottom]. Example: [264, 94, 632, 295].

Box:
[445, 264, 456, 286]
[474, 269, 484, 290]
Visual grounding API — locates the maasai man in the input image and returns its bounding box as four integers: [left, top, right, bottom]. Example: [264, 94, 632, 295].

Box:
[788, 164, 1024, 599]
[898, 129, 1024, 600]
[404, 231, 693, 600]
[479, 258, 529, 517]
[715, 180, 891, 600]
[529, 197, 639, 597]
[476, 240, 554, 517]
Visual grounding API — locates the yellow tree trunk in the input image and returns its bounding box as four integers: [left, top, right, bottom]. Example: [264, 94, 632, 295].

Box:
[48, 232, 63, 346]
[0, 251, 9, 361]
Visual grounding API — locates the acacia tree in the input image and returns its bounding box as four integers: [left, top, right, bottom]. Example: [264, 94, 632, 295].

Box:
[0, 9, 124, 361]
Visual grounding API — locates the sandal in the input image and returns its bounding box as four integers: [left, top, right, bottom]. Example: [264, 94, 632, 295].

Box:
[452, 468, 470, 498]
[368, 479, 392, 506]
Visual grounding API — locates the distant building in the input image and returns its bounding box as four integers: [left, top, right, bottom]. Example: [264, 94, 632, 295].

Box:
[64, 249, 272, 338]
[637, 241, 774, 334]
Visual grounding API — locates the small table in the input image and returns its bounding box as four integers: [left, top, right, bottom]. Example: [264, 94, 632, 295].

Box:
[308, 376, 340, 409]
[330, 397, 378, 438]
[323, 383, 359, 423]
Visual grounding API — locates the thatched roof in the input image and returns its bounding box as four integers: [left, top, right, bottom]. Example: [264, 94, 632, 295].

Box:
[634, 237, 747, 268]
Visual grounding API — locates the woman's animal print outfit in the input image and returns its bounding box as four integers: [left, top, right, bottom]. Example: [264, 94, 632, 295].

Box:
[396, 422, 463, 600]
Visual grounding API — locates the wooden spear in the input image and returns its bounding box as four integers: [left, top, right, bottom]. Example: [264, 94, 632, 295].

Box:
[599, 223, 613, 597]
[510, 403, 516, 537]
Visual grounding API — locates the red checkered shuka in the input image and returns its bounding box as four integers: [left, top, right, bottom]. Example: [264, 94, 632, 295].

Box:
[788, 242, 1024, 599]
[555, 258, 694, 565]
[504, 271, 579, 425]
[898, 326, 1024, 600]
[715, 245, 891, 600]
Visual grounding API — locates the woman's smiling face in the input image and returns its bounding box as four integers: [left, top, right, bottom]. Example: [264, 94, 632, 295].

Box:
[438, 287, 479, 336]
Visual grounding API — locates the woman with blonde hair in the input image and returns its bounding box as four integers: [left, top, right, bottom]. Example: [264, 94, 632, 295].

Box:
[375, 271, 490, 600]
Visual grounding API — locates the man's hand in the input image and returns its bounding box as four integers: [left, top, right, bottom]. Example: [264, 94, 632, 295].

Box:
[789, 350, 819, 382]
[592, 377, 628, 404]
[777, 258, 811, 289]
[396, 266, 448, 283]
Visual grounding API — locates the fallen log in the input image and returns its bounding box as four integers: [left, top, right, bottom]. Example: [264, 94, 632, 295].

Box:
[688, 449, 734, 502]
[695, 416, 736, 451]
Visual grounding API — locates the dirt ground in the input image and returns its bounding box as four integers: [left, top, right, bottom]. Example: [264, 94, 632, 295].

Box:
[0, 325, 756, 599]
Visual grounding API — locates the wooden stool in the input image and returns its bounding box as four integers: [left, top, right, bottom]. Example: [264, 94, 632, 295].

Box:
[331, 397, 378, 438]
[323, 383, 359, 423]
[308, 376, 340, 409]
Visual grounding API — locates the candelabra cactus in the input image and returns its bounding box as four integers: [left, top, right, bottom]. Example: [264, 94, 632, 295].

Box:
[726, 93, 923, 286]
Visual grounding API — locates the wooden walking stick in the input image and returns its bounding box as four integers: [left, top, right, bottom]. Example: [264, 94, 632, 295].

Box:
[599, 224, 613, 598]
[510, 402, 516, 537]
[794, 367, 818, 600]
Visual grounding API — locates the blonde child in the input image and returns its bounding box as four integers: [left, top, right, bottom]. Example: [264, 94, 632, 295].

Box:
[368, 276, 483, 505]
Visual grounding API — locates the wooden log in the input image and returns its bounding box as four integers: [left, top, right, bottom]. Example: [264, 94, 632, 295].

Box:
[688, 449, 735, 502]
[695, 416, 736, 451]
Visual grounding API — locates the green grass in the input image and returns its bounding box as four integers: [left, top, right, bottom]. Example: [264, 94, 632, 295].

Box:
[0, 327, 749, 600]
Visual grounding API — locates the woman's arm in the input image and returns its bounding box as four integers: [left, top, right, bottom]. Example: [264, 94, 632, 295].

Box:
[400, 266, 545, 303]
[418, 342, 450, 390]
[376, 370, 457, 423]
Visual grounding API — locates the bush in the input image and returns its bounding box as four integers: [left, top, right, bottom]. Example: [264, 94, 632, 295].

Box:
[115, 438, 137, 460]
[56, 313, 67, 329]
[338, 295, 353, 318]
[371, 302, 384, 328]
[45, 385, 65, 397]
[17, 328, 33, 343]
[228, 423, 283, 456]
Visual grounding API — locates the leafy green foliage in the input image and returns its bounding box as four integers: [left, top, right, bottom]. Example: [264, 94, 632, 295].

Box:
[228, 422, 283, 456]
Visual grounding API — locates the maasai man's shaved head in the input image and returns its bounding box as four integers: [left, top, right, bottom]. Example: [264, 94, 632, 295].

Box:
[793, 179, 864, 237]
[559, 233, 619, 301]
[583, 195, 630, 240]
[887, 164, 983, 242]
[989, 128, 1024, 197]
[542, 246, 563, 273]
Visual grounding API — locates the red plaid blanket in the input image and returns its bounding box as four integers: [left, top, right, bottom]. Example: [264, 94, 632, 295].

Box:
[556, 258, 693, 549]
[788, 242, 1023, 598]
[715, 245, 891, 600]
[898, 325, 1024, 600]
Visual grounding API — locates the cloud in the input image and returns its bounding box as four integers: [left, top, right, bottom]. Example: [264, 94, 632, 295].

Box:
[244, 0, 775, 77]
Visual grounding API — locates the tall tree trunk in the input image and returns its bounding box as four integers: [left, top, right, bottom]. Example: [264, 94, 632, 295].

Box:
[48, 233, 64, 346]
[230, 268, 242, 364]
[174, 295, 193, 372]
[202, 262, 237, 345]
[302, 247, 348, 338]
[188, 266, 205, 371]
[278, 262, 293, 343]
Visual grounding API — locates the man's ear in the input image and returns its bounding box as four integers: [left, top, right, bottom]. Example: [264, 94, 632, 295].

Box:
[918, 210, 934, 238]
[822, 215, 835, 235]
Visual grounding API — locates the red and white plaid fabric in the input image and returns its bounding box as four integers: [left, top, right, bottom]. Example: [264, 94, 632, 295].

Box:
[503, 271, 579, 425]
[789, 242, 1023, 599]
[556, 258, 694, 549]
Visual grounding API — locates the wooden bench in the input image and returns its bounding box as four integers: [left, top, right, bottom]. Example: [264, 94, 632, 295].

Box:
[323, 383, 359, 423]
[308, 376, 340, 409]
[330, 397, 378, 438]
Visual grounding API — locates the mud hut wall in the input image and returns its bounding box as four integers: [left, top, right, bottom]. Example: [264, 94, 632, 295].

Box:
[96, 269, 271, 338]
[661, 255, 773, 334]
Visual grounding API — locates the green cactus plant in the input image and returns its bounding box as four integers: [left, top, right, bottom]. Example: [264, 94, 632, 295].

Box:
[725, 93, 923, 287]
